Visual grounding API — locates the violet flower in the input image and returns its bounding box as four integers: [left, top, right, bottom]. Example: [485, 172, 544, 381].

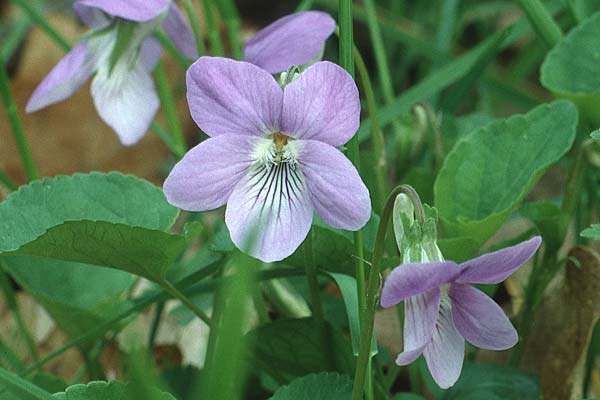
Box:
[163, 57, 371, 262]
[26, 0, 197, 145]
[380, 236, 542, 389]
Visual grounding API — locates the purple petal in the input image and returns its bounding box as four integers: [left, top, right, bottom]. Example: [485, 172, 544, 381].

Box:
[186, 57, 283, 137]
[162, 2, 198, 60]
[164, 135, 256, 211]
[380, 262, 461, 307]
[298, 140, 370, 230]
[90, 64, 158, 145]
[404, 289, 440, 350]
[395, 345, 427, 366]
[243, 11, 335, 74]
[140, 37, 162, 72]
[74, 0, 170, 22]
[457, 236, 542, 284]
[73, 2, 110, 29]
[423, 301, 465, 389]
[225, 162, 314, 263]
[281, 61, 360, 147]
[449, 283, 518, 350]
[26, 41, 95, 113]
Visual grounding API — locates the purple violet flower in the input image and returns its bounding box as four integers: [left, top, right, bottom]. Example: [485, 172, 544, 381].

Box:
[163, 57, 371, 262]
[380, 236, 542, 389]
[26, 0, 197, 146]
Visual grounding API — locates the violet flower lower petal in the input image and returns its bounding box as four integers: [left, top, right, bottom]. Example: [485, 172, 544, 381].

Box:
[243, 11, 335, 74]
[404, 289, 441, 351]
[163, 135, 257, 211]
[457, 236, 542, 284]
[281, 61, 361, 147]
[423, 303, 465, 389]
[299, 139, 371, 230]
[140, 37, 163, 72]
[395, 345, 427, 366]
[449, 283, 518, 350]
[186, 57, 283, 137]
[380, 261, 461, 307]
[162, 2, 198, 60]
[26, 41, 96, 113]
[90, 63, 159, 146]
[225, 159, 314, 263]
[74, 0, 170, 22]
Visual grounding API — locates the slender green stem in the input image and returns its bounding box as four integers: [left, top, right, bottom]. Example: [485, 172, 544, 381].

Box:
[354, 46, 387, 210]
[201, 0, 225, 56]
[154, 61, 187, 158]
[0, 367, 53, 400]
[160, 280, 212, 326]
[515, 0, 563, 48]
[352, 185, 423, 400]
[0, 61, 38, 182]
[0, 17, 31, 62]
[251, 266, 270, 324]
[147, 301, 165, 351]
[11, 0, 71, 52]
[151, 121, 185, 158]
[216, 0, 243, 59]
[154, 31, 192, 69]
[0, 263, 38, 362]
[181, 0, 206, 56]
[0, 171, 17, 192]
[561, 141, 590, 216]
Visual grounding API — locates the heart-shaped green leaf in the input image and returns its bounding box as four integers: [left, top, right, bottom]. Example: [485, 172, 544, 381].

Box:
[268, 373, 353, 400]
[434, 100, 577, 244]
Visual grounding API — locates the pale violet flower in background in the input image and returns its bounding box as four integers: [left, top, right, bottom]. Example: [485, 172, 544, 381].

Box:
[243, 11, 335, 74]
[163, 57, 371, 262]
[26, 0, 197, 145]
[380, 236, 542, 389]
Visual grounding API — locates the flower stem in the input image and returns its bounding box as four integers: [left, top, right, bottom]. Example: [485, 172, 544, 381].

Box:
[216, 0, 243, 59]
[181, 0, 206, 56]
[351, 184, 423, 400]
[147, 301, 165, 351]
[201, 0, 225, 56]
[11, 0, 71, 52]
[0, 61, 37, 182]
[296, 0, 315, 11]
[160, 279, 212, 326]
[153, 61, 187, 158]
[0, 17, 30, 62]
[353, 46, 387, 210]
[515, 0, 563, 48]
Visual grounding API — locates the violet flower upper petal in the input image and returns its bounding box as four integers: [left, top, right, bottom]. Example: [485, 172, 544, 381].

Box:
[281, 61, 361, 147]
[162, 2, 199, 60]
[449, 283, 518, 350]
[74, 0, 170, 22]
[299, 139, 371, 230]
[380, 261, 461, 307]
[186, 57, 283, 137]
[457, 236, 542, 284]
[26, 41, 96, 113]
[243, 11, 335, 74]
[164, 135, 257, 211]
